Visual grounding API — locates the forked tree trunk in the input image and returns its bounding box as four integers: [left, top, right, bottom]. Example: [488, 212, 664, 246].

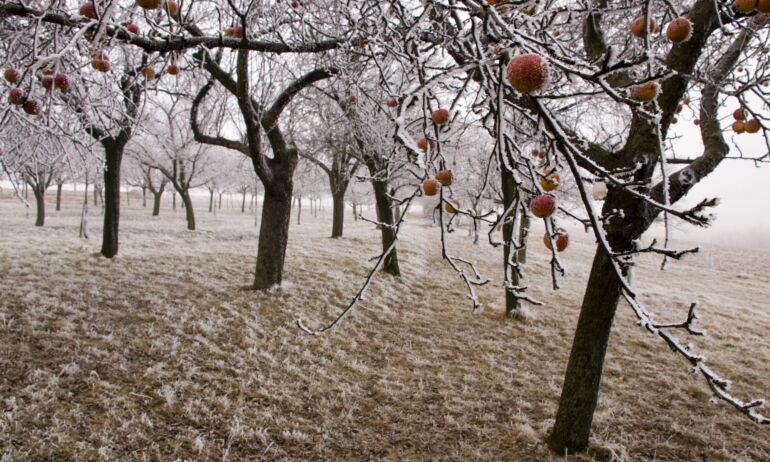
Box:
[253, 186, 293, 290]
[101, 146, 123, 258]
[181, 190, 196, 231]
[501, 169, 520, 318]
[55, 183, 63, 212]
[32, 187, 45, 227]
[548, 246, 624, 454]
[331, 191, 345, 238]
[372, 179, 400, 276]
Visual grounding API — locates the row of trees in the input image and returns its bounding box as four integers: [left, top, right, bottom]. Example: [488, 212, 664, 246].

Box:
[1, 0, 768, 455]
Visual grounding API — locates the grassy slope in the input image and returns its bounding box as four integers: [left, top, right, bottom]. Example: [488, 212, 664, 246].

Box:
[0, 192, 768, 461]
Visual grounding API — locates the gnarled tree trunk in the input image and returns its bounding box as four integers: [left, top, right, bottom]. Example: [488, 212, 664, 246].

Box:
[254, 182, 293, 290]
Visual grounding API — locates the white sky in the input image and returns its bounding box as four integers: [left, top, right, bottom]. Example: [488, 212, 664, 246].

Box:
[661, 111, 770, 249]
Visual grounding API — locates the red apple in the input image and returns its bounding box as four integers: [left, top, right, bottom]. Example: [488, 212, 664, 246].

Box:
[539, 170, 560, 192]
[8, 88, 25, 105]
[91, 54, 110, 73]
[357, 37, 369, 48]
[225, 26, 244, 38]
[142, 66, 155, 79]
[386, 97, 397, 108]
[123, 22, 140, 34]
[4, 68, 19, 83]
[506, 53, 549, 93]
[436, 169, 453, 186]
[630, 15, 655, 38]
[422, 178, 440, 196]
[630, 82, 659, 102]
[544, 227, 569, 252]
[735, 0, 757, 13]
[79, 2, 97, 19]
[136, 0, 161, 9]
[732, 120, 746, 133]
[745, 119, 761, 133]
[22, 99, 40, 115]
[733, 108, 746, 120]
[166, 0, 178, 16]
[417, 137, 434, 152]
[666, 17, 692, 43]
[41, 75, 54, 91]
[166, 64, 179, 75]
[347, 94, 357, 104]
[291, 0, 300, 8]
[531, 194, 556, 218]
[693, 119, 700, 126]
[54, 73, 69, 92]
[444, 199, 461, 214]
[431, 108, 449, 125]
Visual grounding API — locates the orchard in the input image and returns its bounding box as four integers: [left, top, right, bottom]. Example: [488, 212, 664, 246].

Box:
[0, 0, 769, 459]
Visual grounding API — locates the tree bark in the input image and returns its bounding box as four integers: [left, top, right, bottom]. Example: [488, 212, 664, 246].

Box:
[101, 146, 123, 258]
[501, 168, 520, 318]
[253, 186, 293, 290]
[55, 183, 63, 212]
[517, 210, 530, 264]
[152, 191, 162, 216]
[33, 187, 45, 227]
[296, 194, 302, 225]
[372, 179, 400, 276]
[331, 191, 345, 238]
[181, 190, 196, 231]
[548, 246, 624, 454]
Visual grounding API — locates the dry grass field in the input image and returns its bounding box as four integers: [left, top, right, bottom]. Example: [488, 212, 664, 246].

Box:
[0, 191, 768, 461]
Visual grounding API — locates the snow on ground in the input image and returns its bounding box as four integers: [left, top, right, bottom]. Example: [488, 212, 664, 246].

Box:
[0, 191, 768, 461]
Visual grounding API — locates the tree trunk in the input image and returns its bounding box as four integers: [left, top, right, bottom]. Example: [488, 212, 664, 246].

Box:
[181, 190, 196, 231]
[548, 247, 624, 454]
[331, 192, 345, 238]
[372, 179, 400, 276]
[172, 191, 176, 211]
[126, 186, 130, 207]
[152, 191, 162, 216]
[241, 190, 247, 213]
[93, 185, 98, 206]
[55, 183, 63, 212]
[351, 202, 358, 221]
[142, 187, 147, 208]
[101, 146, 123, 258]
[79, 200, 89, 239]
[209, 190, 214, 212]
[517, 210, 530, 264]
[296, 195, 302, 225]
[33, 187, 45, 227]
[253, 187, 293, 290]
[218, 193, 223, 210]
[501, 169, 520, 317]
[84, 180, 89, 206]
